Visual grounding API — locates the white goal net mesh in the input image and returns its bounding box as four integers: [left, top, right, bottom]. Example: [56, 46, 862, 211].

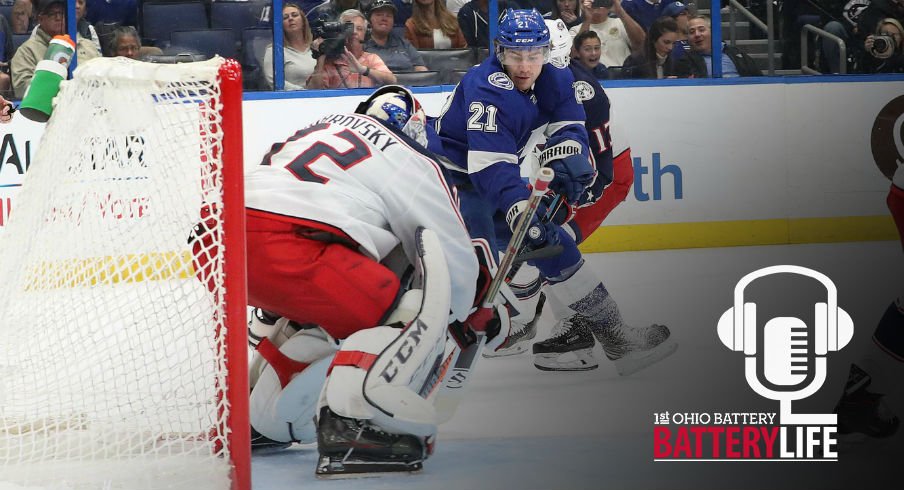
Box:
[0, 57, 244, 490]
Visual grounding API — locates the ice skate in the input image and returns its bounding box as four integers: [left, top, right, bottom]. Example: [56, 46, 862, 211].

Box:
[532, 313, 598, 371]
[484, 293, 545, 358]
[315, 407, 426, 478]
[834, 364, 900, 441]
[595, 322, 677, 376]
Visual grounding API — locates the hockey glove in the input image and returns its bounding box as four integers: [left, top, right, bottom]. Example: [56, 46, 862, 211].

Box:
[538, 140, 595, 204]
[506, 200, 560, 251]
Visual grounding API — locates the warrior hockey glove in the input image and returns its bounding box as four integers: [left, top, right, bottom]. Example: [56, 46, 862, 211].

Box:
[506, 200, 560, 251]
[539, 140, 595, 204]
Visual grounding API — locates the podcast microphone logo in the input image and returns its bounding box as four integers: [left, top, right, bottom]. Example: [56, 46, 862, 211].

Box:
[717, 265, 854, 425]
[652, 266, 851, 461]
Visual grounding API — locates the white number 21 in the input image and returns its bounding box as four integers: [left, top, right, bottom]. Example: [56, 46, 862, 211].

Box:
[467, 102, 498, 132]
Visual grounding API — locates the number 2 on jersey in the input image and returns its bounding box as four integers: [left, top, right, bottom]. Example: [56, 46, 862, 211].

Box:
[265, 122, 372, 184]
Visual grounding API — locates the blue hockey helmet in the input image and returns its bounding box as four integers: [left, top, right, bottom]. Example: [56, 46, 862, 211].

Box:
[495, 9, 551, 65]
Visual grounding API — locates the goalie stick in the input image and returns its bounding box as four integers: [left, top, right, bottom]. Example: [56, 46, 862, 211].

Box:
[436, 167, 555, 422]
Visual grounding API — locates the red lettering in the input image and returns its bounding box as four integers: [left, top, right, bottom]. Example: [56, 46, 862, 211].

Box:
[760, 426, 779, 458]
[653, 426, 672, 458]
[673, 427, 691, 458]
[709, 426, 725, 458]
[725, 426, 741, 458]
[742, 426, 761, 458]
[689, 426, 706, 457]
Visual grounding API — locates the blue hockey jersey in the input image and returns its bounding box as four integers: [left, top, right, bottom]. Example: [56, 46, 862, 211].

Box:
[433, 56, 589, 216]
[568, 61, 613, 203]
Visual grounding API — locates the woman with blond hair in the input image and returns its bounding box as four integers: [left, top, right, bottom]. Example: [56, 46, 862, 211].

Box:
[404, 0, 467, 49]
[264, 2, 316, 90]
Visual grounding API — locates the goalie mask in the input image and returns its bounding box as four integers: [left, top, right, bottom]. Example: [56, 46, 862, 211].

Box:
[356, 85, 428, 147]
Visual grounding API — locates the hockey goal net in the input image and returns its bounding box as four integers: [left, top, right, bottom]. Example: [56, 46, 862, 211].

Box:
[0, 57, 249, 490]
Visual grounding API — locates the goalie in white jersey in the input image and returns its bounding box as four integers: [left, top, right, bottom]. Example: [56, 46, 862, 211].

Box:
[243, 86, 490, 476]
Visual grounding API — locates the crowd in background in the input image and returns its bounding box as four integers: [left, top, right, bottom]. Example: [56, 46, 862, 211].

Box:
[0, 0, 901, 98]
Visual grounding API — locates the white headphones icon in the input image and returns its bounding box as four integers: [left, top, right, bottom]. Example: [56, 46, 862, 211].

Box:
[717, 265, 854, 425]
[717, 265, 854, 357]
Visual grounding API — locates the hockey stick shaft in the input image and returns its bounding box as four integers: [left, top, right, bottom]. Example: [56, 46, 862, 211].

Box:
[483, 167, 554, 307]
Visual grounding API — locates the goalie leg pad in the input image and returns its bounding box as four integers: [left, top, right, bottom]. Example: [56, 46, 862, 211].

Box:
[324, 228, 452, 439]
[249, 327, 337, 445]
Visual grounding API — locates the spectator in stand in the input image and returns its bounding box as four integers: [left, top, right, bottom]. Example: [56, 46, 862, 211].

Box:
[662, 0, 689, 56]
[818, 0, 866, 73]
[76, 0, 101, 54]
[365, 0, 428, 72]
[572, 29, 609, 78]
[621, 0, 676, 31]
[106, 25, 161, 60]
[853, 0, 904, 69]
[572, 0, 645, 68]
[264, 2, 316, 89]
[85, 0, 136, 26]
[821, 0, 904, 73]
[10, 0, 32, 34]
[621, 15, 688, 78]
[11, 0, 101, 98]
[861, 17, 904, 72]
[404, 0, 467, 48]
[307, 9, 396, 88]
[551, 0, 584, 30]
[458, 0, 510, 48]
[1, 13, 12, 97]
[107, 25, 139, 58]
[684, 14, 761, 77]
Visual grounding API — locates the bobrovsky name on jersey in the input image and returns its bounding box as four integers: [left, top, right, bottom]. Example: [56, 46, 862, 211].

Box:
[632, 152, 683, 202]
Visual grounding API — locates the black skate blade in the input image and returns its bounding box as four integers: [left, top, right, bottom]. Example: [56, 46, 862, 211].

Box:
[534, 363, 599, 372]
[316, 455, 423, 479]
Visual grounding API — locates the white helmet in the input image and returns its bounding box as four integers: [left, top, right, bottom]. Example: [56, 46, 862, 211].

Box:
[355, 85, 428, 147]
[545, 18, 572, 69]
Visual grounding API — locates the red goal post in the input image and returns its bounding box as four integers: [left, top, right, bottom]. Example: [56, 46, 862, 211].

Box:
[0, 57, 249, 490]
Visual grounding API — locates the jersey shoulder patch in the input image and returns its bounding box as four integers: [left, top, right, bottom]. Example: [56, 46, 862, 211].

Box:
[573, 80, 595, 103]
[488, 71, 514, 91]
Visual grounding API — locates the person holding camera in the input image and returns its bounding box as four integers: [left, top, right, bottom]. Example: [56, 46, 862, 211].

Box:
[572, 0, 645, 67]
[307, 9, 397, 89]
[862, 17, 904, 72]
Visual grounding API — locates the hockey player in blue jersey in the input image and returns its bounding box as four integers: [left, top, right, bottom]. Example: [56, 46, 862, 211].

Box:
[435, 10, 676, 374]
[432, 8, 592, 310]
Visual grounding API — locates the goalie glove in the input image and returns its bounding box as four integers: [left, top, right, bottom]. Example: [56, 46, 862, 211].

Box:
[538, 139, 595, 204]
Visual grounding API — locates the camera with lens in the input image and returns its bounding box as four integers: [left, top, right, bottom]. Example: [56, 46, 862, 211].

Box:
[312, 16, 355, 59]
[593, 0, 614, 8]
[869, 34, 896, 59]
